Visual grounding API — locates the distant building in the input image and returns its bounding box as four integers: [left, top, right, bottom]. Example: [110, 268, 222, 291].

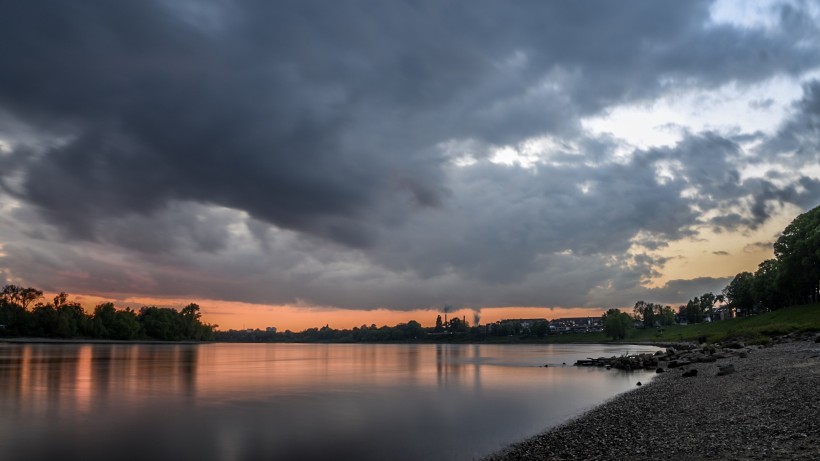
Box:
[499, 318, 547, 328]
[266, 327, 277, 333]
[491, 318, 548, 334]
[550, 317, 603, 333]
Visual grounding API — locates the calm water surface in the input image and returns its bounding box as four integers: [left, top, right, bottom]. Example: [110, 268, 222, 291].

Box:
[0, 342, 660, 461]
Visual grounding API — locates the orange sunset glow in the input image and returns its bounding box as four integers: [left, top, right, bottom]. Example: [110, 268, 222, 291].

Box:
[63, 292, 607, 331]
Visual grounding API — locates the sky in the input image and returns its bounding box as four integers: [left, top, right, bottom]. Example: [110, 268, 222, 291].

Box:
[1, 0, 820, 331]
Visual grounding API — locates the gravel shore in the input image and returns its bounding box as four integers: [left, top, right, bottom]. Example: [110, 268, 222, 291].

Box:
[485, 336, 820, 461]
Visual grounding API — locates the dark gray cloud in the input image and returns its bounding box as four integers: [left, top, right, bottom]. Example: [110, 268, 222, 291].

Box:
[645, 277, 733, 305]
[749, 98, 775, 110]
[2, 1, 817, 242]
[1, 1, 819, 311]
[743, 241, 774, 253]
[761, 79, 820, 168]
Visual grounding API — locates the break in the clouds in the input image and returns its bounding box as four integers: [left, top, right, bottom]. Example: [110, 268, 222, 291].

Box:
[1, 0, 820, 312]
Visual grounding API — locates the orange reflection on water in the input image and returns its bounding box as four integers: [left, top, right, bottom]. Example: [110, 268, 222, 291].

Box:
[75, 346, 92, 414]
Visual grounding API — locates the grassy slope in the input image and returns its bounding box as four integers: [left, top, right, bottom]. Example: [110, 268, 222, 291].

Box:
[621, 303, 820, 345]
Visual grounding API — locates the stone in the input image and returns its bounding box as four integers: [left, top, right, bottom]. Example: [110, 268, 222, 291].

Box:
[682, 369, 698, 378]
[656, 367, 665, 373]
[717, 364, 735, 376]
[739, 352, 748, 358]
[636, 381, 642, 386]
[725, 341, 745, 349]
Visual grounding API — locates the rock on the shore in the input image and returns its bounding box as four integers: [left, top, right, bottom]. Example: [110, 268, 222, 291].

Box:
[717, 364, 735, 376]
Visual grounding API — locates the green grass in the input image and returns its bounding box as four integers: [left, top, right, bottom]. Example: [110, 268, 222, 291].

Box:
[623, 303, 820, 345]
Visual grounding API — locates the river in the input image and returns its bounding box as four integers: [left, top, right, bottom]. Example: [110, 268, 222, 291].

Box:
[0, 342, 660, 461]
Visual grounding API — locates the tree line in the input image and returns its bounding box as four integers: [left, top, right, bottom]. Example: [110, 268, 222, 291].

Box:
[0, 285, 215, 341]
[602, 204, 820, 340]
[218, 321, 427, 343]
[723, 204, 820, 313]
[216, 315, 553, 343]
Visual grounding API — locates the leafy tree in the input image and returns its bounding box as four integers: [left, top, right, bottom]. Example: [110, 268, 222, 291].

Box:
[699, 292, 724, 321]
[658, 305, 676, 326]
[633, 301, 657, 328]
[773, 204, 820, 305]
[92, 303, 143, 339]
[753, 259, 783, 312]
[0, 300, 28, 335]
[181, 303, 207, 339]
[602, 308, 632, 340]
[683, 297, 703, 324]
[139, 306, 185, 340]
[51, 293, 89, 337]
[723, 272, 755, 316]
[530, 320, 549, 338]
[1, 285, 43, 310]
[681, 292, 724, 323]
[30, 303, 58, 337]
[404, 320, 424, 339]
[113, 308, 143, 339]
[91, 302, 116, 337]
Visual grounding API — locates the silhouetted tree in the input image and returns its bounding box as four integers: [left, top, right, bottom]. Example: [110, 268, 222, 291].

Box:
[602, 308, 632, 340]
[773, 204, 820, 305]
[753, 259, 783, 311]
[723, 272, 755, 316]
[1, 285, 42, 310]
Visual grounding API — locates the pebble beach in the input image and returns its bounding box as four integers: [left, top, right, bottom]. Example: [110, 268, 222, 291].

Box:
[485, 335, 820, 461]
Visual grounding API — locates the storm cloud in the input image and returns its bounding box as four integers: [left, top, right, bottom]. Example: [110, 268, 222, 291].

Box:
[1, 0, 819, 312]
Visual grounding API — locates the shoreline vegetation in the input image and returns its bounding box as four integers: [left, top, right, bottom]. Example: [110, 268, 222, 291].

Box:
[2, 302, 819, 346]
[0, 286, 216, 342]
[2, 303, 818, 348]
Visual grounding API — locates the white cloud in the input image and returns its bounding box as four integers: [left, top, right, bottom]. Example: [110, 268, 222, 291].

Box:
[709, 0, 790, 30]
[581, 76, 805, 150]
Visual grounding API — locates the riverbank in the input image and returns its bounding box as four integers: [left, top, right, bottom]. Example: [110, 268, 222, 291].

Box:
[485, 334, 820, 461]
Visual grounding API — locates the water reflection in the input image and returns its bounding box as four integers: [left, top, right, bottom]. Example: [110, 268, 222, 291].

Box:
[0, 342, 659, 461]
